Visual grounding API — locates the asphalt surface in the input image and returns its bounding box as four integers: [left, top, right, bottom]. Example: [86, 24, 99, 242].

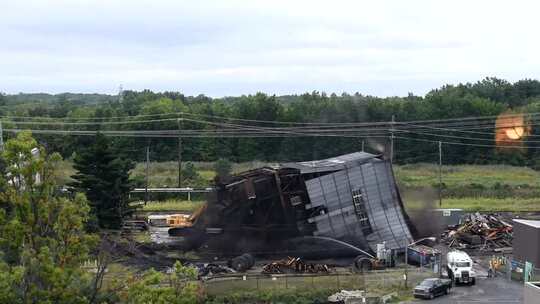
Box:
[408, 243, 524, 303]
[409, 277, 523, 304]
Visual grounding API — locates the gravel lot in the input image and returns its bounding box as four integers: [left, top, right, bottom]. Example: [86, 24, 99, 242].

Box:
[408, 276, 523, 303]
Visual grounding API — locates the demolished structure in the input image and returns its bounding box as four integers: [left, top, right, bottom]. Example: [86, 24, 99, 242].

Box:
[171, 152, 415, 258]
[441, 213, 513, 251]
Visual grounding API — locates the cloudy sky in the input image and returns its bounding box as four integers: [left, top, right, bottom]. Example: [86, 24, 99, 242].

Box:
[2, 0, 540, 97]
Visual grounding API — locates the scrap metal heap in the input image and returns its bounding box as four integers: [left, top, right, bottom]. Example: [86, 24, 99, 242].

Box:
[170, 152, 415, 258]
[441, 213, 513, 250]
[262, 257, 330, 274]
[194, 263, 236, 279]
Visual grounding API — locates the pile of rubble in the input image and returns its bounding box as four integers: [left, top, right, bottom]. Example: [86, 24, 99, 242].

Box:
[441, 213, 513, 251]
[328, 290, 365, 304]
[262, 257, 330, 274]
[194, 263, 236, 279]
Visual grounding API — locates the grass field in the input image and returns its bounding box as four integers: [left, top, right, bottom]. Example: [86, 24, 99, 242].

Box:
[139, 200, 204, 212]
[396, 163, 540, 212]
[404, 196, 540, 212]
[441, 197, 540, 212]
[59, 160, 540, 212]
[58, 160, 274, 188]
[395, 163, 540, 188]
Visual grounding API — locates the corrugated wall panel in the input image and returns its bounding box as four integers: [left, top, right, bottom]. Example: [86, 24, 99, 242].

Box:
[305, 159, 412, 251]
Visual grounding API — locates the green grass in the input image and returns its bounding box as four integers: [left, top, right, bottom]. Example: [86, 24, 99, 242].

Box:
[397, 163, 540, 211]
[199, 170, 216, 181]
[440, 197, 540, 212]
[140, 199, 204, 212]
[404, 197, 540, 212]
[395, 163, 540, 188]
[132, 161, 191, 187]
[131, 161, 273, 187]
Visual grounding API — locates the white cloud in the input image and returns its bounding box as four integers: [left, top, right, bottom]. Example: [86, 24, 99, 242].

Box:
[1, 0, 540, 96]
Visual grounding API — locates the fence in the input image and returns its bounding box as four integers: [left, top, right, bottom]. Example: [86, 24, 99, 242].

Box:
[507, 259, 540, 282]
[202, 269, 433, 296]
[489, 256, 540, 282]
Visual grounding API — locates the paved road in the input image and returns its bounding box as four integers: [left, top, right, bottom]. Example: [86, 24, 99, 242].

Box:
[409, 277, 523, 304]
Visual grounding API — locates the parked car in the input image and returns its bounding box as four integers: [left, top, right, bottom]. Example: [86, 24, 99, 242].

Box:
[413, 278, 452, 299]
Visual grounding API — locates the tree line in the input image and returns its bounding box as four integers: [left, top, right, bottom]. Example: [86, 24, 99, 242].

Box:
[3, 77, 540, 166]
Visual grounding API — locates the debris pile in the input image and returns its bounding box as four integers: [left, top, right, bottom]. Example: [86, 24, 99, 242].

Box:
[262, 257, 330, 274]
[442, 213, 513, 250]
[327, 290, 365, 304]
[194, 263, 235, 278]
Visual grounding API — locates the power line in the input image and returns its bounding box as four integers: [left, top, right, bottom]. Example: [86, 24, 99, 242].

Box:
[5, 126, 540, 150]
[394, 135, 535, 149]
[3, 109, 540, 128]
[2, 128, 392, 138]
[0, 113, 527, 130]
[395, 129, 540, 144]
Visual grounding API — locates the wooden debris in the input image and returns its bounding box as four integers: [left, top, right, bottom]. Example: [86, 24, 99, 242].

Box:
[441, 213, 513, 251]
[262, 256, 330, 274]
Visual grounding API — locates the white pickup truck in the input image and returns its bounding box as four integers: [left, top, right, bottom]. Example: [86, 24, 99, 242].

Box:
[446, 250, 476, 285]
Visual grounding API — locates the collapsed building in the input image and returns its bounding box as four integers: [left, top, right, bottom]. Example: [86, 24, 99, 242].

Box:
[171, 152, 416, 258]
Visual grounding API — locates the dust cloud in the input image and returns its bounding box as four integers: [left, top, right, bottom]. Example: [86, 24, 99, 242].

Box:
[402, 187, 445, 238]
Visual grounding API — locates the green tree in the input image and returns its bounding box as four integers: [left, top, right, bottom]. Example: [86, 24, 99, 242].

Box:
[0, 92, 7, 106]
[71, 133, 136, 229]
[0, 131, 98, 303]
[214, 158, 232, 179]
[181, 162, 201, 186]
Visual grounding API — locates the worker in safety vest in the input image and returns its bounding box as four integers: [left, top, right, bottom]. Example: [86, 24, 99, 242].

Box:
[488, 258, 496, 278]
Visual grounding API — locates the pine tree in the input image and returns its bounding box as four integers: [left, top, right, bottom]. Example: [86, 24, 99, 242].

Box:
[71, 133, 136, 229]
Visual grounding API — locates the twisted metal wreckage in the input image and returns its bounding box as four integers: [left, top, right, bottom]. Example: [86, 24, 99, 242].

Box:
[170, 152, 416, 259]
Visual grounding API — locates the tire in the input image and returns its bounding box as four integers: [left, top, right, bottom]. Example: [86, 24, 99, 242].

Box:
[353, 257, 373, 273]
[447, 267, 454, 280]
[228, 253, 255, 272]
[444, 288, 448, 295]
[471, 278, 476, 286]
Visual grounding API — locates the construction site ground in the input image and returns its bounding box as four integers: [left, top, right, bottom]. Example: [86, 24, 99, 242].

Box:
[131, 211, 533, 302]
[407, 276, 523, 303]
[408, 243, 524, 303]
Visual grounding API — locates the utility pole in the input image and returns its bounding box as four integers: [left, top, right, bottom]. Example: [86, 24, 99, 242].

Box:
[390, 115, 395, 163]
[118, 84, 124, 103]
[438, 141, 443, 207]
[0, 120, 3, 152]
[145, 145, 150, 205]
[177, 118, 182, 188]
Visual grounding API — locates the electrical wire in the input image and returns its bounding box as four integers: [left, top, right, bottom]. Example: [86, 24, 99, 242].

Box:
[3, 108, 540, 128]
[394, 136, 535, 149]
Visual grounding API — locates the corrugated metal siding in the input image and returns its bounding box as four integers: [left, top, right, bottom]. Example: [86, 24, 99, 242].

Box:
[513, 220, 540, 266]
[283, 152, 379, 174]
[305, 159, 413, 251]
